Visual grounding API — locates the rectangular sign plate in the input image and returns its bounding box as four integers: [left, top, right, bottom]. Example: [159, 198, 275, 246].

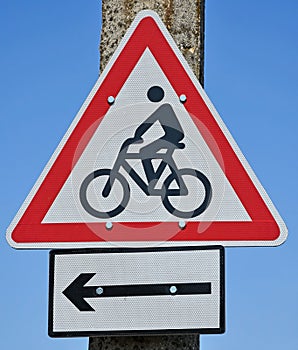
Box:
[49, 246, 225, 337]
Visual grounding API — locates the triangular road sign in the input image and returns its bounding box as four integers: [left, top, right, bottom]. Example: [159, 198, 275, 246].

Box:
[7, 10, 287, 248]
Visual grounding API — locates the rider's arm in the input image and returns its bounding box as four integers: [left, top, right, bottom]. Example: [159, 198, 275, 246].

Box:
[123, 103, 184, 150]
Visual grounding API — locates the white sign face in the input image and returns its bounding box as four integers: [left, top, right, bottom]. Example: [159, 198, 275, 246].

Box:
[49, 247, 225, 337]
[43, 49, 249, 226]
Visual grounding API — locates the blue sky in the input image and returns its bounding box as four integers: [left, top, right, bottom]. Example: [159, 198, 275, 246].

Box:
[1, 1, 297, 349]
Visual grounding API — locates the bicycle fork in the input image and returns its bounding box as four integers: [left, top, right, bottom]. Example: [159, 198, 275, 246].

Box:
[102, 167, 119, 198]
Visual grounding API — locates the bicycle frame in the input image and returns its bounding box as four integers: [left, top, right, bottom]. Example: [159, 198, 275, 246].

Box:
[102, 146, 188, 198]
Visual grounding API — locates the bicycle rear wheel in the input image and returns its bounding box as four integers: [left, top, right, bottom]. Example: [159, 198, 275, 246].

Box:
[162, 168, 212, 219]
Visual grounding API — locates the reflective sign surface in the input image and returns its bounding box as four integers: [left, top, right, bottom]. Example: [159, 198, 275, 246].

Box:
[49, 247, 225, 337]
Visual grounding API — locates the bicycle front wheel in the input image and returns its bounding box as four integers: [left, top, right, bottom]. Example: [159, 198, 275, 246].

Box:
[162, 168, 212, 219]
[79, 169, 130, 219]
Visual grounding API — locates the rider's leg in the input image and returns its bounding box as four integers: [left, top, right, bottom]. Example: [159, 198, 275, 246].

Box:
[141, 141, 164, 179]
[140, 140, 176, 193]
[142, 157, 157, 194]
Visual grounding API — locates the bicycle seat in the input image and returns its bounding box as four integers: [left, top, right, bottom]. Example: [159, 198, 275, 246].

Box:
[176, 142, 185, 149]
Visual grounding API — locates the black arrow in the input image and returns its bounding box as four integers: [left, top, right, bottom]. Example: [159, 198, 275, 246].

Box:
[63, 273, 212, 312]
[63, 273, 98, 311]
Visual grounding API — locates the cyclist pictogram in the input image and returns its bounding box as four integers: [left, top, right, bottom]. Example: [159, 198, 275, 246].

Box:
[79, 86, 212, 219]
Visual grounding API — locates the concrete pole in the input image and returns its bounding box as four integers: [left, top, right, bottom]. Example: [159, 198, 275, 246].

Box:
[99, 0, 205, 86]
[89, 1, 205, 349]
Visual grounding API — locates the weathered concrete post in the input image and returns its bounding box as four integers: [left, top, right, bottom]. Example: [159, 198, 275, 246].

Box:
[89, 1, 205, 349]
[99, 0, 205, 86]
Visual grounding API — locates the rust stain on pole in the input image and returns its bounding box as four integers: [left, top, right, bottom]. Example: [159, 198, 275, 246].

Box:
[99, 0, 205, 85]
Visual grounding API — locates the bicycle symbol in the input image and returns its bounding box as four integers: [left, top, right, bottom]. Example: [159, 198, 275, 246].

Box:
[79, 86, 212, 219]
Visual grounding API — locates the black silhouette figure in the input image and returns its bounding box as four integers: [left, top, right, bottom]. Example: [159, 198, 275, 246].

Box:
[120, 103, 185, 191]
[80, 86, 212, 219]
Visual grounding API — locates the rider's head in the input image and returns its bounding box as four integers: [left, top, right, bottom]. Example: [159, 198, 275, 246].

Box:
[147, 86, 164, 103]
